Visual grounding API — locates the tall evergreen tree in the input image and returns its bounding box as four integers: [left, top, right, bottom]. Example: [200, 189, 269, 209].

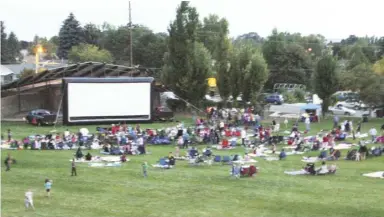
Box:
[162, 2, 212, 106]
[57, 13, 83, 59]
[7, 32, 21, 62]
[1, 21, 10, 63]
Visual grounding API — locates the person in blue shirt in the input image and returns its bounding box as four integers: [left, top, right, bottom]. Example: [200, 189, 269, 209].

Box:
[182, 133, 190, 149]
[279, 149, 287, 160]
[44, 179, 53, 197]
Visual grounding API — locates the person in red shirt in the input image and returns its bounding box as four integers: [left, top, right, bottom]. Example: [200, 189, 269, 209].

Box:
[111, 124, 118, 135]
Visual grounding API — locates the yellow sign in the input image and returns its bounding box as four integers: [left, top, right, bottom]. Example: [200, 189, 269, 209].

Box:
[208, 78, 216, 87]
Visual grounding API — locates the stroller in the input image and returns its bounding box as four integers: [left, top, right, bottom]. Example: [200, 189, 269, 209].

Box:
[346, 149, 357, 160]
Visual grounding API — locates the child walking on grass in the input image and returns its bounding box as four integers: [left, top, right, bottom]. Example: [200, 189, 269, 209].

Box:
[44, 179, 53, 197]
[25, 189, 35, 210]
[142, 162, 148, 178]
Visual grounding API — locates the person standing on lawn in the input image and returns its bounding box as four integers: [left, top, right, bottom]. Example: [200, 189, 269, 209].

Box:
[7, 129, 12, 142]
[71, 158, 77, 176]
[142, 162, 148, 178]
[4, 153, 13, 171]
[44, 179, 53, 197]
[24, 189, 35, 210]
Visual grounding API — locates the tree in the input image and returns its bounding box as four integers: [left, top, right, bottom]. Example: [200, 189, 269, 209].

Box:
[213, 17, 231, 102]
[49, 36, 59, 46]
[373, 58, 384, 75]
[243, 52, 269, 104]
[313, 55, 339, 116]
[262, 29, 313, 89]
[162, 2, 211, 106]
[83, 23, 101, 46]
[68, 43, 113, 63]
[346, 45, 369, 70]
[57, 13, 83, 59]
[7, 32, 21, 62]
[1, 21, 11, 63]
[199, 14, 222, 55]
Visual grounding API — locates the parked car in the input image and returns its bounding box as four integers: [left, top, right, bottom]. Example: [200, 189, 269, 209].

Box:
[329, 105, 356, 116]
[336, 100, 368, 110]
[265, 94, 284, 105]
[153, 107, 174, 121]
[24, 109, 57, 126]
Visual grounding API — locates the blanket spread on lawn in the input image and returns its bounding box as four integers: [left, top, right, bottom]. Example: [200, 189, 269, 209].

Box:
[362, 171, 384, 179]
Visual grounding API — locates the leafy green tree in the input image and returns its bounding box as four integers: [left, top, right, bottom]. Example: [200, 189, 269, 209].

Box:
[68, 43, 113, 63]
[199, 14, 222, 55]
[57, 13, 83, 59]
[313, 55, 339, 116]
[373, 58, 384, 75]
[49, 36, 59, 46]
[243, 52, 269, 104]
[346, 45, 369, 70]
[162, 1, 212, 106]
[83, 23, 101, 46]
[213, 17, 231, 102]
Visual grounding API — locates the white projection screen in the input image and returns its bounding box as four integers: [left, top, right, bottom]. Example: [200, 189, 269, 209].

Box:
[63, 77, 154, 124]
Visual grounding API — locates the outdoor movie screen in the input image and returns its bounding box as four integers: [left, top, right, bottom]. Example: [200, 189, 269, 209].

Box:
[64, 78, 152, 123]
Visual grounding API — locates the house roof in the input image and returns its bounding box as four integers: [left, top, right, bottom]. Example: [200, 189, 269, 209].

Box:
[1, 62, 162, 91]
[0, 65, 15, 76]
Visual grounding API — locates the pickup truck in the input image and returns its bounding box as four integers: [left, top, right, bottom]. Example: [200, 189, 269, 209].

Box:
[153, 107, 174, 122]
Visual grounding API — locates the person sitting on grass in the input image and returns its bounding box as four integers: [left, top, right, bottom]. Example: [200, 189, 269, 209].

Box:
[121, 154, 127, 162]
[168, 152, 175, 166]
[85, 152, 92, 161]
[317, 161, 329, 174]
[75, 147, 83, 159]
[327, 148, 341, 161]
[279, 149, 286, 160]
[318, 149, 327, 159]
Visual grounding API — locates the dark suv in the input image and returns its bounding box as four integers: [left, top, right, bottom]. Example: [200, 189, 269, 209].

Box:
[265, 94, 284, 105]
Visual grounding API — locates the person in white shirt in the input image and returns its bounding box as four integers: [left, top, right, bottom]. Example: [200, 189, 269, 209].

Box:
[241, 129, 247, 147]
[137, 136, 144, 146]
[317, 161, 329, 174]
[25, 189, 35, 210]
[284, 118, 288, 128]
[369, 128, 377, 142]
[305, 117, 310, 131]
[219, 121, 225, 132]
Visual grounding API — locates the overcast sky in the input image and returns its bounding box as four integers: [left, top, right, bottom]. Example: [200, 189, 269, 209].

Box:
[1, 0, 383, 41]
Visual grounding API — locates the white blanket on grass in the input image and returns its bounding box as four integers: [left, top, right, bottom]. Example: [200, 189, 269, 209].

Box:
[152, 164, 173, 168]
[175, 156, 189, 160]
[89, 162, 121, 167]
[248, 153, 269, 157]
[284, 170, 309, 175]
[264, 157, 279, 161]
[325, 143, 355, 150]
[213, 145, 236, 150]
[363, 171, 384, 179]
[233, 159, 257, 164]
[264, 150, 304, 155]
[100, 156, 122, 162]
[346, 133, 368, 139]
[301, 157, 319, 163]
[69, 158, 102, 163]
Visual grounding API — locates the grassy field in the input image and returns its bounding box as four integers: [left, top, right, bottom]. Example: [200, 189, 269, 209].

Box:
[1, 118, 384, 217]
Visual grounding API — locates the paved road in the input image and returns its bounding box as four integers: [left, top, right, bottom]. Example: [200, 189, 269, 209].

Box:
[269, 103, 366, 118]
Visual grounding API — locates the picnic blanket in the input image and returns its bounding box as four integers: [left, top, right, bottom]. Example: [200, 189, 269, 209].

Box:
[69, 158, 102, 163]
[152, 164, 173, 169]
[89, 162, 122, 167]
[301, 157, 319, 163]
[212, 145, 236, 150]
[100, 156, 122, 162]
[362, 171, 384, 179]
[346, 133, 368, 139]
[233, 159, 258, 164]
[325, 143, 355, 150]
[174, 156, 189, 160]
[283, 146, 297, 149]
[284, 170, 309, 175]
[264, 150, 304, 155]
[264, 157, 279, 161]
[248, 153, 269, 157]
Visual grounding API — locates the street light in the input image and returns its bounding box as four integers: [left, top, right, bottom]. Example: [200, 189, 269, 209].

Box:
[35, 45, 43, 74]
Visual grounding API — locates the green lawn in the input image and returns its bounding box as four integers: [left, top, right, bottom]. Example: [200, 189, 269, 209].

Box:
[1, 118, 384, 217]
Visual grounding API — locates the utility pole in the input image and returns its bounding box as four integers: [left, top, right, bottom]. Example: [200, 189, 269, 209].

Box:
[129, 1, 133, 67]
